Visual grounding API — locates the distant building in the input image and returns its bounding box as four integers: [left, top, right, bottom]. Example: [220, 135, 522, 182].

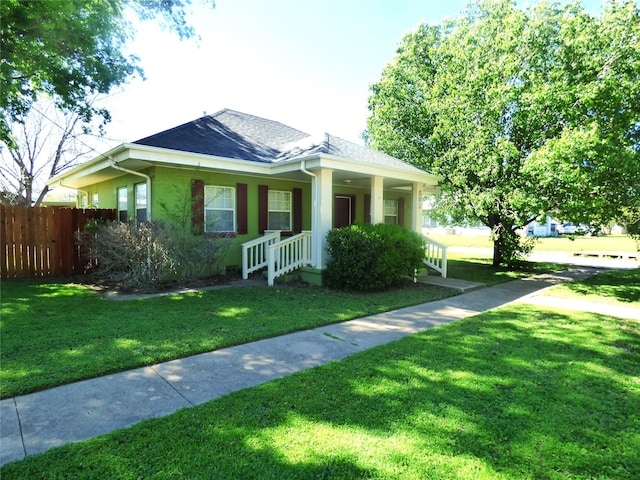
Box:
[525, 216, 559, 237]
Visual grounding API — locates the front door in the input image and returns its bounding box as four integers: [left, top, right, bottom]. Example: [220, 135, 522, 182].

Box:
[334, 195, 355, 228]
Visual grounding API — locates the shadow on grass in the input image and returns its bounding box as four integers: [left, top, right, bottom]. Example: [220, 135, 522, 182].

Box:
[445, 257, 565, 286]
[4, 305, 638, 479]
[559, 268, 640, 304]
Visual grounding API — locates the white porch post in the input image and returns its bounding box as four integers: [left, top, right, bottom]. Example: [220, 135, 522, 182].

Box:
[370, 176, 384, 224]
[412, 182, 424, 234]
[315, 168, 333, 269]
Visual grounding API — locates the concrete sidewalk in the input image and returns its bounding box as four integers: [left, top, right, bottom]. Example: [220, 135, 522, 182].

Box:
[0, 267, 609, 466]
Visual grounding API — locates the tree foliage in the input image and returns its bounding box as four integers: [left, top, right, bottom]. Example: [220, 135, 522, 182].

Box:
[0, 0, 212, 146]
[367, 0, 640, 266]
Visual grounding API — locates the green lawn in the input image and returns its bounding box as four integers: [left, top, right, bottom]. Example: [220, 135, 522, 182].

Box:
[0, 279, 457, 399]
[0, 255, 572, 399]
[427, 233, 636, 253]
[545, 268, 640, 307]
[2, 270, 638, 479]
[443, 255, 564, 286]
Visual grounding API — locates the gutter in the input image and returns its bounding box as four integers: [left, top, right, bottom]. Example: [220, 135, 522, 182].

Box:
[300, 160, 317, 267]
[109, 157, 152, 221]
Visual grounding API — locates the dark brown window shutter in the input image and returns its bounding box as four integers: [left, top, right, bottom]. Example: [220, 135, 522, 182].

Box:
[364, 194, 371, 224]
[258, 185, 268, 233]
[398, 197, 405, 227]
[192, 179, 204, 235]
[237, 183, 248, 234]
[293, 188, 302, 233]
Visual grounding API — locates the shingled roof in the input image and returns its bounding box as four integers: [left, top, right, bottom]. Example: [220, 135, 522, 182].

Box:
[133, 109, 309, 162]
[276, 133, 420, 171]
[134, 108, 424, 173]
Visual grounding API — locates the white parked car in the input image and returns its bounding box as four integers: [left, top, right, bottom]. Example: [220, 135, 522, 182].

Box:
[557, 223, 577, 235]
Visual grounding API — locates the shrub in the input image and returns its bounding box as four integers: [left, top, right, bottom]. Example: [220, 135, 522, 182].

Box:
[158, 190, 233, 281]
[86, 221, 175, 291]
[325, 223, 425, 291]
[162, 226, 233, 281]
[84, 217, 233, 290]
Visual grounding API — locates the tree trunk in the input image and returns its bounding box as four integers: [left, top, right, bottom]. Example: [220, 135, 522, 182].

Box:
[492, 239, 503, 267]
[488, 214, 503, 267]
[490, 220, 522, 268]
[34, 185, 49, 207]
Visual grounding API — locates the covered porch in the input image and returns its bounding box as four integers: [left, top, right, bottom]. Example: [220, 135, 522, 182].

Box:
[242, 157, 445, 286]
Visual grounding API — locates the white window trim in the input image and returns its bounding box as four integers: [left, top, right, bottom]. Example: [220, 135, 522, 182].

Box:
[205, 185, 236, 233]
[384, 198, 398, 224]
[268, 190, 292, 231]
[135, 182, 148, 223]
[117, 186, 128, 221]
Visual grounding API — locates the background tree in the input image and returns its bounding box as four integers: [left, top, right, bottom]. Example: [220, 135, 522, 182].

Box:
[367, 0, 640, 266]
[0, 0, 214, 146]
[0, 99, 106, 206]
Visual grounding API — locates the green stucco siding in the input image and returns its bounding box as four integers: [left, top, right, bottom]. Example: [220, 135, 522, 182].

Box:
[81, 167, 412, 269]
[84, 167, 312, 268]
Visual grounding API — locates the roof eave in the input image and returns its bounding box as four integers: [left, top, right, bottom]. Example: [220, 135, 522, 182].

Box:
[47, 144, 440, 190]
[47, 143, 276, 189]
[46, 144, 132, 189]
[272, 153, 440, 185]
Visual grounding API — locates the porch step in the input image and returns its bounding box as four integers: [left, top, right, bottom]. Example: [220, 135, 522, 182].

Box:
[417, 275, 486, 293]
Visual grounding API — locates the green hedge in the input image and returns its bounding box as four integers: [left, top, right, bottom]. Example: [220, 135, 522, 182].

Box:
[325, 223, 425, 291]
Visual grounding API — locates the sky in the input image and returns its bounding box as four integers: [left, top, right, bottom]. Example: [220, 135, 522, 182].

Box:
[95, 0, 605, 152]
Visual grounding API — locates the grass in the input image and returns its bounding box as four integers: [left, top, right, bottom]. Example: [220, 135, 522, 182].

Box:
[545, 268, 640, 307]
[427, 233, 636, 253]
[1, 253, 572, 399]
[0, 279, 457, 399]
[444, 254, 565, 286]
[2, 273, 638, 479]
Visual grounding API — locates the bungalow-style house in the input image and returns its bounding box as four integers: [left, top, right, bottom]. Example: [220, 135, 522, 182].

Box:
[47, 109, 444, 285]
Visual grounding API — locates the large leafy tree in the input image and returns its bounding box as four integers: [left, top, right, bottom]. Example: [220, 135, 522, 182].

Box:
[367, 0, 640, 266]
[0, 0, 212, 146]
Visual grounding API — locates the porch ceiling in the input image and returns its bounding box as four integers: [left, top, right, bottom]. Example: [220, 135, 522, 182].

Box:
[265, 168, 431, 191]
[47, 158, 154, 189]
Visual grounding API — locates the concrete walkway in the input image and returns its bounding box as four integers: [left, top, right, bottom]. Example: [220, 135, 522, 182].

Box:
[1, 267, 634, 466]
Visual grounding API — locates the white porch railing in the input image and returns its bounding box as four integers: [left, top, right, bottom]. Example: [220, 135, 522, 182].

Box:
[267, 231, 313, 286]
[242, 230, 281, 280]
[423, 235, 448, 278]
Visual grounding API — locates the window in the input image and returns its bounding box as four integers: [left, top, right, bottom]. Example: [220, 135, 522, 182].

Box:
[91, 193, 99, 209]
[117, 187, 128, 222]
[268, 190, 292, 231]
[205, 186, 235, 232]
[384, 199, 398, 224]
[135, 183, 148, 223]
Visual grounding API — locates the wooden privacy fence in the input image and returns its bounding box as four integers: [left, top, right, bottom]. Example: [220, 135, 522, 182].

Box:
[1, 206, 116, 279]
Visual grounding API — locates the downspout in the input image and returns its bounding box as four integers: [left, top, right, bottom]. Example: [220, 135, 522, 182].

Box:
[300, 160, 317, 267]
[109, 157, 152, 221]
